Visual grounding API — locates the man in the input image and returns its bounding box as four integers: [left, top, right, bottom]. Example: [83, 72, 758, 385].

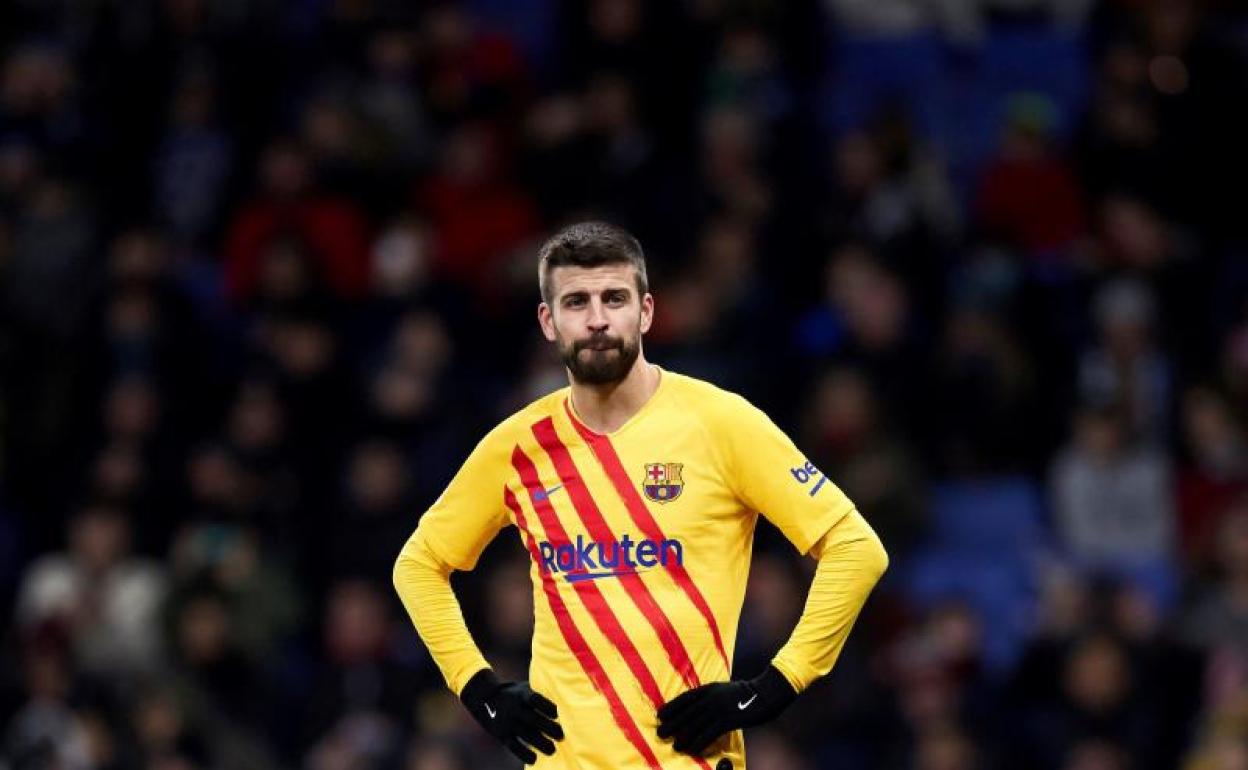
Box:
[393, 222, 888, 769]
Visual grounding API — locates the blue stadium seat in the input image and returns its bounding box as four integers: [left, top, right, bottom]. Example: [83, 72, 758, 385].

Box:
[903, 549, 1038, 673]
[900, 476, 1049, 672]
[821, 32, 950, 139]
[977, 28, 1088, 134]
[1072, 556, 1181, 612]
[927, 476, 1046, 554]
[819, 28, 1089, 202]
[946, 28, 1090, 177]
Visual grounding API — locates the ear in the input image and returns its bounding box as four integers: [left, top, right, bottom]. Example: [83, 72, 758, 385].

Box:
[537, 302, 557, 342]
[639, 292, 654, 334]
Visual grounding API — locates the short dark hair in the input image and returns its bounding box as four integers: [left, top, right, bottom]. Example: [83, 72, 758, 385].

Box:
[538, 221, 649, 303]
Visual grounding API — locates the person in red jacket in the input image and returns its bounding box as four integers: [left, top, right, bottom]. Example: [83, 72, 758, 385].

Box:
[223, 140, 371, 304]
[416, 123, 539, 302]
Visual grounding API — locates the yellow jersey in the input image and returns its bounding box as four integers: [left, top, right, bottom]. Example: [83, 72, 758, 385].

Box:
[405, 368, 858, 769]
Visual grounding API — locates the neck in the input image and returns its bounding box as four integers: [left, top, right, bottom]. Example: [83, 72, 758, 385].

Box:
[568, 356, 660, 434]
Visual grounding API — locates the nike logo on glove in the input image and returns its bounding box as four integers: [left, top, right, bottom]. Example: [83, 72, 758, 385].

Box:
[657, 667, 797, 757]
[485, 703, 497, 719]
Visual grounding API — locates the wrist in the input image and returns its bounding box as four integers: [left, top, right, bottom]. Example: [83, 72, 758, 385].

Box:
[751, 665, 798, 710]
[460, 668, 502, 707]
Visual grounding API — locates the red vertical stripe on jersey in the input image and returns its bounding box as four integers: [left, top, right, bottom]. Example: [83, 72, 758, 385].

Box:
[564, 400, 732, 675]
[532, 416, 703, 692]
[510, 447, 668, 709]
[503, 487, 662, 770]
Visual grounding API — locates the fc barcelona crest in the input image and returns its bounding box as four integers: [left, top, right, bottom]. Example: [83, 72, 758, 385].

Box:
[642, 462, 684, 504]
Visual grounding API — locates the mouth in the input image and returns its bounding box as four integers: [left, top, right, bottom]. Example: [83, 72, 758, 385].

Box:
[580, 338, 621, 352]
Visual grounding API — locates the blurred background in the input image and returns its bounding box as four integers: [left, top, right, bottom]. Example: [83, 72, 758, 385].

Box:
[1, 0, 1248, 768]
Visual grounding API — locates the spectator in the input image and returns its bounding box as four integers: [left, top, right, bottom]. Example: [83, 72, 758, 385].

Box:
[15, 505, 166, 682]
[976, 94, 1086, 259]
[152, 72, 233, 246]
[130, 686, 210, 768]
[929, 304, 1040, 472]
[303, 580, 420, 766]
[357, 29, 433, 173]
[416, 122, 539, 301]
[162, 579, 280, 770]
[3, 641, 96, 770]
[325, 438, 416, 582]
[1176, 386, 1248, 565]
[824, 115, 959, 270]
[223, 140, 371, 304]
[1182, 501, 1248, 661]
[803, 365, 926, 554]
[1050, 405, 1175, 576]
[1077, 279, 1171, 444]
[1018, 632, 1157, 769]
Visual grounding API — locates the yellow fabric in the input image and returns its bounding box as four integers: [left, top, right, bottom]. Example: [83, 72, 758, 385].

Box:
[392, 369, 887, 769]
[391, 530, 492, 697]
[770, 509, 889, 691]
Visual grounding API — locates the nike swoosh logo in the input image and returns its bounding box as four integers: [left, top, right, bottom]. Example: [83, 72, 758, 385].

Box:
[737, 694, 757, 710]
[533, 484, 563, 501]
[485, 703, 497, 719]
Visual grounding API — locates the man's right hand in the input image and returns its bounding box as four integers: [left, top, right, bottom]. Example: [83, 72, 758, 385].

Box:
[460, 669, 564, 764]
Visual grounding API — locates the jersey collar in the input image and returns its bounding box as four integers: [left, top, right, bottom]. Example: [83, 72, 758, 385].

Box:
[562, 365, 669, 441]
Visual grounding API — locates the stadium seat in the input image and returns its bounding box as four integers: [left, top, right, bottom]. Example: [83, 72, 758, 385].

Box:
[821, 32, 950, 140]
[900, 477, 1049, 672]
[902, 549, 1038, 673]
[946, 28, 1090, 178]
[926, 476, 1046, 554]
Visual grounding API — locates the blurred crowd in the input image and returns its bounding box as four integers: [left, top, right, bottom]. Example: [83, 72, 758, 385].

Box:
[2, 0, 1248, 768]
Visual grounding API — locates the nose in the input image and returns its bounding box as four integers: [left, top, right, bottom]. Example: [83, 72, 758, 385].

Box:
[586, 299, 609, 331]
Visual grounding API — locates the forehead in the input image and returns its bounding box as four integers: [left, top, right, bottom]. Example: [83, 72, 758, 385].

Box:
[548, 264, 638, 297]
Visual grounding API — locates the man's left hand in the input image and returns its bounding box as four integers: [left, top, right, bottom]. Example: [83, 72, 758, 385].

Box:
[656, 666, 797, 756]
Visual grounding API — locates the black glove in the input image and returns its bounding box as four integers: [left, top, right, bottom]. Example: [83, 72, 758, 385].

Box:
[460, 669, 564, 764]
[657, 666, 797, 756]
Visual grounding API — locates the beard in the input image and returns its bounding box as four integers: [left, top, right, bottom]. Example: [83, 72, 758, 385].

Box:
[559, 330, 641, 385]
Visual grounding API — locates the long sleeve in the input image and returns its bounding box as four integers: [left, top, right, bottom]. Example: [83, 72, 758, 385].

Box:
[769, 509, 888, 692]
[393, 527, 492, 696]
[392, 426, 513, 695]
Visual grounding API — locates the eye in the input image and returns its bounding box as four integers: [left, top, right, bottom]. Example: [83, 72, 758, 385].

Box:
[605, 291, 628, 305]
[563, 294, 586, 308]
